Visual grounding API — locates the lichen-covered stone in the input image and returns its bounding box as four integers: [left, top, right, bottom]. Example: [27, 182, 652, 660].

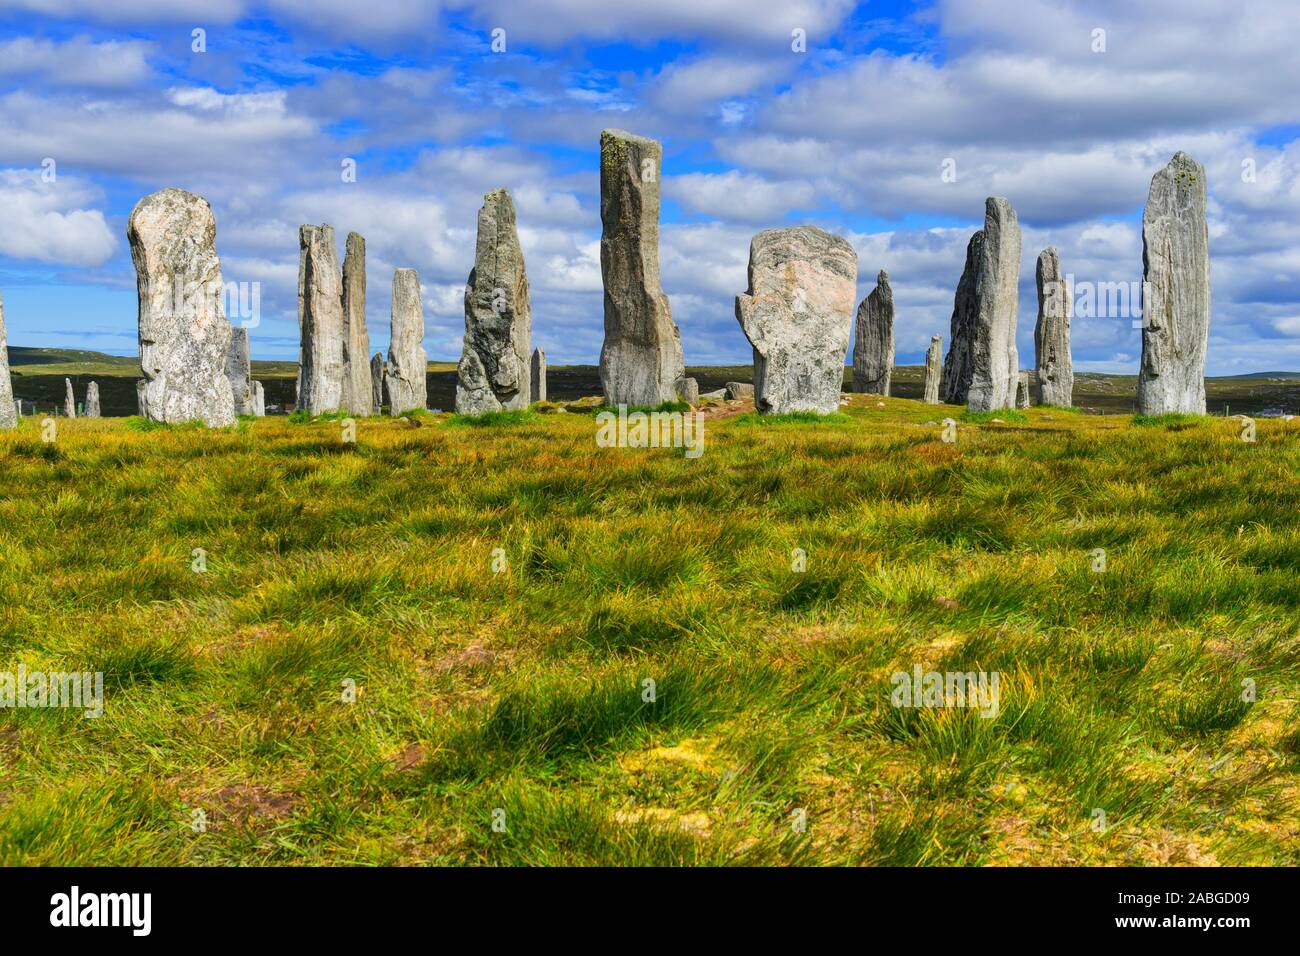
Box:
[386, 269, 427, 415]
[675, 376, 699, 406]
[923, 335, 942, 404]
[1034, 248, 1073, 406]
[298, 223, 345, 415]
[853, 270, 894, 395]
[530, 348, 547, 404]
[227, 326, 253, 415]
[725, 381, 754, 400]
[341, 231, 373, 415]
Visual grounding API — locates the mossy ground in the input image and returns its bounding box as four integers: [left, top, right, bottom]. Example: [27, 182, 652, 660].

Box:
[0, 394, 1296, 865]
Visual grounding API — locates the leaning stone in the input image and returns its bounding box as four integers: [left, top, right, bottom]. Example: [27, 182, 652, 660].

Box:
[942, 197, 1021, 412]
[340, 231, 373, 415]
[457, 189, 531, 415]
[386, 269, 427, 415]
[128, 188, 236, 427]
[1137, 152, 1210, 415]
[227, 326, 253, 415]
[724, 381, 754, 400]
[923, 334, 942, 404]
[853, 269, 894, 395]
[298, 223, 345, 415]
[1034, 247, 1073, 406]
[370, 351, 386, 413]
[675, 376, 699, 406]
[0, 291, 15, 429]
[64, 378, 76, 418]
[735, 226, 857, 415]
[530, 348, 547, 404]
[86, 382, 101, 418]
[598, 129, 685, 406]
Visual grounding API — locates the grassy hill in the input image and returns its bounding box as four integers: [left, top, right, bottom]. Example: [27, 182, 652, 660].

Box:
[0, 396, 1296, 865]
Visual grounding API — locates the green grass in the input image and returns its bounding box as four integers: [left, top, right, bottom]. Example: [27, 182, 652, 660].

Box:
[733, 411, 853, 425]
[446, 409, 538, 428]
[0, 396, 1297, 865]
[960, 409, 1029, 424]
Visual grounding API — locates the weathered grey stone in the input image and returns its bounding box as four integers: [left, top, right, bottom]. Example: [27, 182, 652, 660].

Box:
[530, 348, 546, 403]
[1016, 372, 1030, 409]
[942, 197, 1021, 411]
[340, 231, 373, 415]
[227, 326, 253, 415]
[86, 382, 101, 418]
[598, 129, 684, 406]
[128, 187, 236, 427]
[853, 269, 894, 395]
[1034, 247, 1073, 406]
[298, 223, 345, 415]
[724, 381, 754, 400]
[1137, 152, 1210, 415]
[923, 335, 942, 404]
[735, 226, 857, 415]
[252, 380, 265, 417]
[458, 189, 531, 415]
[0, 291, 15, 430]
[699, 388, 726, 400]
[386, 269, 427, 415]
[370, 352, 386, 413]
[136, 379, 147, 417]
[675, 376, 699, 406]
[64, 378, 76, 418]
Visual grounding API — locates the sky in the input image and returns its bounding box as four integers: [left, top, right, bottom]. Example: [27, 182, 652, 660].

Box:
[2, 0, 1300, 373]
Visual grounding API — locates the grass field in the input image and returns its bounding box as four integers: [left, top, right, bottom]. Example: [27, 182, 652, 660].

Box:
[0, 393, 1297, 865]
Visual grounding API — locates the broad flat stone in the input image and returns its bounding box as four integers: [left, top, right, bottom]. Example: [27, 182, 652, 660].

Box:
[923, 334, 942, 404]
[725, 381, 754, 400]
[298, 223, 345, 415]
[735, 226, 857, 415]
[853, 269, 894, 395]
[1034, 247, 1073, 406]
[386, 269, 427, 415]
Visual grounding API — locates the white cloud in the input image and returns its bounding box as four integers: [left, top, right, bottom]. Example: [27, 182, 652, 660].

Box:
[0, 168, 116, 266]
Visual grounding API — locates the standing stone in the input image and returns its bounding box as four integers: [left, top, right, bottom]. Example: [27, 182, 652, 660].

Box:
[386, 269, 426, 415]
[227, 326, 253, 415]
[675, 376, 699, 406]
[64, 378, 76, 418]
[598, 129, 685, 406]
[457, 189, 531, 415]
[298, 223, 345, 415]
[0, 291, 15, 430]
[853, 270, 895, 395]
[530, 348, 547, 403]
[128, 188, 236, 427]
[341, 231, 373, 415]
[1138, 152, 1210, 415]
[942, 197, 1021, 411]
[1034, 248, 1073, 406]
[136, 379, 147, 417]
[252, 381, 265, 417]
[1016, 372, 1030, 409]
[923, 335, 942, 404]
[735, 226, 857, 415]
[370, 352, 386, 413]
[86, 382, 101, 418]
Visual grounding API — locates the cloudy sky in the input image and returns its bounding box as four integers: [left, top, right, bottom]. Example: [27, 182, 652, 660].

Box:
[2, 0, 1300, 372]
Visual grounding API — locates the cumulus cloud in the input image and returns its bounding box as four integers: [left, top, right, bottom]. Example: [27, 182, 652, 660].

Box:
[0, 168, 116, 265]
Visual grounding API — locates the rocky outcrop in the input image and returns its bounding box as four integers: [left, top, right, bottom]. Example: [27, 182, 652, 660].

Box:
[598, 129, 684, 406]
[1137, 152, 1210, 415]
[942, 197, 1021, 412]
[298, 223, 345, 415]
[1034, 248, 1073, 406]
[128, 188, 237, 427]
[386, 269, 427, 415]
[0, 291, 15, 429]
[735, 226, 857, 415]
[923, 334, 942, 404]
[457, 189, 531, 415]
[853, 269, 894, 395]
[340, 231, 373, 415]
[227, 326, 253, 415]
[530, 348, 546, 403]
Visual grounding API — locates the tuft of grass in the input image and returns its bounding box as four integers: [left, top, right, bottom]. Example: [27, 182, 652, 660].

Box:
[960, 409, 1029, 424]
[446, 409, 538, 427]
[733, 411, 853, 426]
[1132, 412, 1201, 428]
[124, 416, 205, 432]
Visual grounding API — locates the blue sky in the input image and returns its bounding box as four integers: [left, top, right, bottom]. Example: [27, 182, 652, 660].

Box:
[3, 0, 1300, 373]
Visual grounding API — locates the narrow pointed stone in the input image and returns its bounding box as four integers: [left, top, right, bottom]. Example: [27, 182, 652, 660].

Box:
[64, 378, 76, 418]
[341, 231, 373, 415]
[1034, 248, 1073, 406]
[457, 189, 531, 414]
[853, 269, 894, 395]
[86, 382, 101, 418]
[1137, 152, 1210, 415]
[598, 129, 684, 406]
[923, 335, 942, 404]
[386, 269, 426, 415]
[128, 188, 236, 426]
[530, 348, 546, 403]
[370, 352, 386, 413]
[298, 223, 345, 415]
[227, 326, 253, 415]
[0, 291, 16, 429]
[136, 379, 147, 417]
[252, 380, 265, 417]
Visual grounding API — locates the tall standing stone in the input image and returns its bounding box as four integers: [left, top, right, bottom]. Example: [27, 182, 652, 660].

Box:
[64, 378, 76, 418]
[86, 382, 101, 418]
[298, 223, 345, 415]
[457, 189, 531, 415]
[1137, 152, 1210, 415]
[0, 291, 15, 430]
[598, 129, 684, 406]
[136, 380, 147, 417]
[370, 352, 386, 413]
[735, 226, 857, 415]
[1034, 247, 1073, 406]
[227, 326, 253, 415]
[341, 231, 373, 415]
[386, 269, 426, 415]
[1016, 372, 1030, 409]
[128, 188, 236, 427]
[923, 334, 942, 404]
[252, 381, 265, 417]
[942, 197, 1021, 411]
[530, 348, 546, 403]
[853, 269, 894, 395]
